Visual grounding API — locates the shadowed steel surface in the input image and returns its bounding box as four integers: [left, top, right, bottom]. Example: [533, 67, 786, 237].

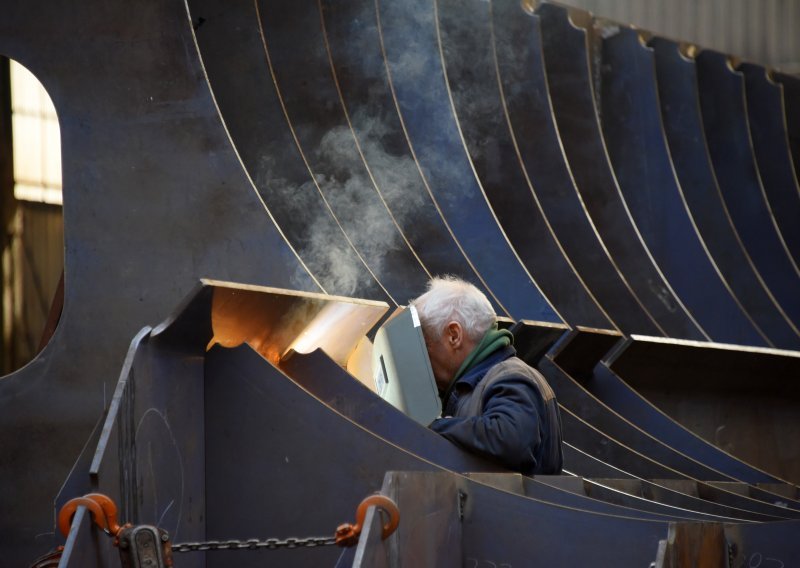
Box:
[0, 0, 322, 563]
[539, 351, 737, 483]
[491, 0, 663, 336]
[598, 25, 767, 346]
[589, 360, 790, 487]
[541, 330, 800, 512]
[564, 401, 797, 521]
[356, 471, 800, 567]
[281, 348, 710, 523]
[280, 349, 500, 473]
[374, 0, 562, 322]
[740, 62, 800, 268]
[696, 49, 800, 328]
[319, 0, 505, 306]
[3, 0, 800, 564]
[650, 37, 800, 351]
[377, 471, 671, 566]
[607, 336, 800, 484]
[775, 72, 800, 182]
[436, 0, 612, 328]
[536, 2, 706, 341]
[256, 0, 432, 303]
[190, 0, 391, 301]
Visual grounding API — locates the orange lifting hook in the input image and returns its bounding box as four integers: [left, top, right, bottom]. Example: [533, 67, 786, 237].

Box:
[334, 494, 400, 547]
[58, 493, 125, 539]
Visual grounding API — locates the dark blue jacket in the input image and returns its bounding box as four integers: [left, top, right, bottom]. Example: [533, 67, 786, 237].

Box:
[430, 345, 563, 475]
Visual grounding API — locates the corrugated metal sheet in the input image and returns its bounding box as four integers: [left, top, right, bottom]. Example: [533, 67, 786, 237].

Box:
[3, 202, 63, 373]
[565, 0, 800, 72]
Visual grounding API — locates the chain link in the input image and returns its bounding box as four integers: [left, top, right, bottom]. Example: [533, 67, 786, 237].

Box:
[172, 536, 337, 553]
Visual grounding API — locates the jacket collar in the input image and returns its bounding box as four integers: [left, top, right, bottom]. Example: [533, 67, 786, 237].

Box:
[452, 344, 517, 392]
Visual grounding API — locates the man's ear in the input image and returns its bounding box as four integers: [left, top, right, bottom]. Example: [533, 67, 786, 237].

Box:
[445, 321, 464, 349]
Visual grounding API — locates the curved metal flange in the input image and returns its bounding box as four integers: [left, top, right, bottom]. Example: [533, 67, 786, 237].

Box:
[436, 0, 612, 328]
[375, 0, 562, 322]
[491, 0, 664, 336]
[598, 25, 767, 346]
[605, 335, 800, 485]
[189, 0, 394, 302]
[696, 49, 800, 328]
[535, 2, 706, 341]
[650, 37, 800, 350]
[739, 62, 800, 268]
[319, 0, 505, 307]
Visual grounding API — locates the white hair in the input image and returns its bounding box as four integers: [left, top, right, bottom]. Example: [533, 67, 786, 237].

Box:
[411, 276, 496, 341]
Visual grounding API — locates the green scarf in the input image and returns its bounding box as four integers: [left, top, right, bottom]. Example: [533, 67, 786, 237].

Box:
[441, 323, 513, 401]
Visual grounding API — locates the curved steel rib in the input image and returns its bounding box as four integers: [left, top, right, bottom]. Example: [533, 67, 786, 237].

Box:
[599, 25, 766, 346]
[319, 0, 506, 311]
[696, 49, 800, 328]
[375, 0, 562, 322]
[740, 62, 800, 268]
[189, 0, 391, 301]
[435, 0, 612, 329]
[536, 3, 706, 341]
[491, 0, 663, 336]
[650, 37, 800, 350]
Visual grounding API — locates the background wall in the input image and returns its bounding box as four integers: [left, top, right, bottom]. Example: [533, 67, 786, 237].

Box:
[565, 0, 800, 72]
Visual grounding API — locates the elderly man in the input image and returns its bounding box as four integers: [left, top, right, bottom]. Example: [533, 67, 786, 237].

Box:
[411, 276, 563, 475]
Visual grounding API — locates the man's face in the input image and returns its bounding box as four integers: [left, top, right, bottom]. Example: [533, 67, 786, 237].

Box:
[423, 321, 476, 392]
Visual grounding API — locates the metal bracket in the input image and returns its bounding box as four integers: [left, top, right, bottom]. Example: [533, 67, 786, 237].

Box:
[117, 525, 172, 568]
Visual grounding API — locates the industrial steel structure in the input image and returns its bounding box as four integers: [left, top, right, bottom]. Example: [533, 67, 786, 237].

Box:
[2, 0, 799, 566]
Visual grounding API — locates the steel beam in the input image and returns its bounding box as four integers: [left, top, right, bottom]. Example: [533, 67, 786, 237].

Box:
[375, 0, 562, 322]
[696, 49, 800, 328]
[740, 62, 800, 268]
[436, 0, 612, 329]
[491, 0, 665, 336]
[650, 37, 800, 350]
[605, 336, 800, 485]
[535, 2, 706, 341]
[598, 24, 767, 346]
[189, 0, 393, 301]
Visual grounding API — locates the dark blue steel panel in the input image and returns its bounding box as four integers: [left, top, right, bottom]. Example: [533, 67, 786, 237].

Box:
[205, 344, 690, 567]
[280, 349, 499, 473]
[696, 49, 800, 328]
[0, 0, 321, 560]
[561, 406, 795, 521]
[726, 520, 800, 568]
[523, 477, 698, 522]
[599, 26, 766, 346]
[491, 0, 663, 336]
[436, 0, 612, 329]
[598, 341, 791, 484]
[774, 72, 800, 185]
[740, 63, 800, 269]
[256, 0, 434, 304]
[375, 0, 561, 322]
[538, 356, 736, 483]
[535, 3, 706, 341]
[282, 348, 719, 523]
[189, 0, 392, 301]
[320, 0, 506, 311]
[650, 37, 800, 350]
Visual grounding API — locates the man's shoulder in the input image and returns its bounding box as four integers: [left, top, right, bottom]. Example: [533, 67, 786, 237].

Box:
[484, 356, 555, 400]
[486, 355, 539, 380]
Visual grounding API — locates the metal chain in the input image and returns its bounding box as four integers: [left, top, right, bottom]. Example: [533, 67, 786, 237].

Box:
[172, 536, 337, 553]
